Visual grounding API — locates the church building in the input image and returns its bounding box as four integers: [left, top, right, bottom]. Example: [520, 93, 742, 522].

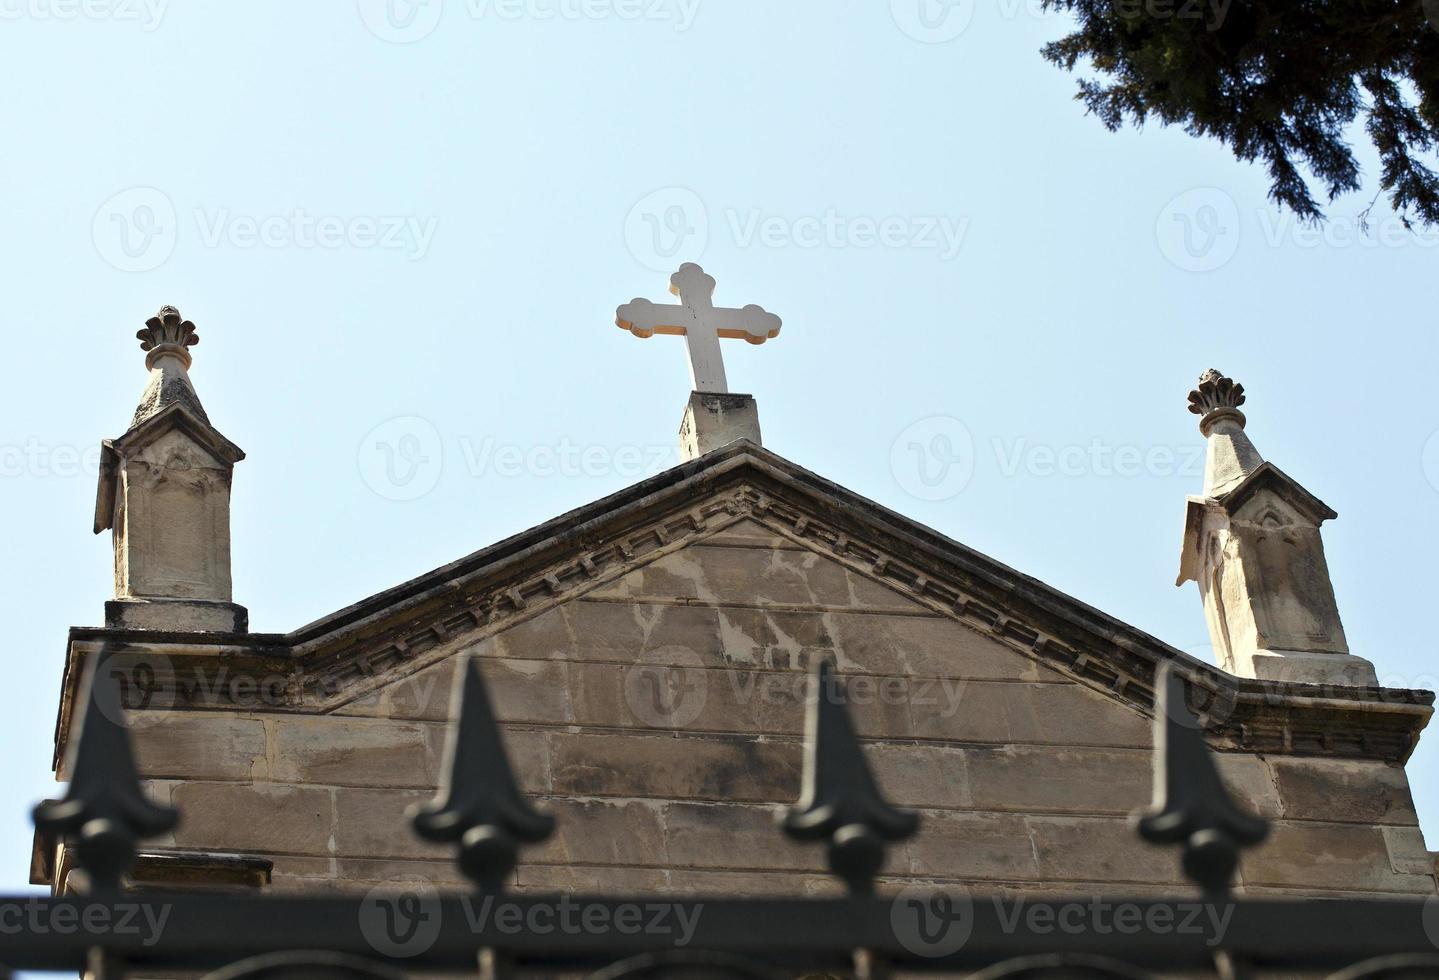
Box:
[31, 274, 1438, 905]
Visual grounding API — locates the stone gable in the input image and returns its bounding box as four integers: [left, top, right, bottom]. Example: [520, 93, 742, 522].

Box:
[42, 446, 1436, 898]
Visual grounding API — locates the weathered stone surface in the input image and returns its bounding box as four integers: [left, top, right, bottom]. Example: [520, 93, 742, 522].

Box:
[864, 742, 970, 810]
[665, 869, 842, 896]
[528, 799, 668, 868]
[515, 864, 670, 893]
[1268, 757, 1418, 825]
[901, 810, 1040, 882]
[1243, 823, 1436, 894]
[549, 732, 801, 803]
[702, 519, 807, 551]
[333, 787, 450, 861]
[1027, 816, 1185, 886]
[661, 802, 829, 873]
[966, 746, 1152, 814]
[587, 544, 925, 611]
[131, 714, 267, 781]
[267, 717, 439, 789]
[824, 614, 1065, 682]
[171, 782, 333, 855]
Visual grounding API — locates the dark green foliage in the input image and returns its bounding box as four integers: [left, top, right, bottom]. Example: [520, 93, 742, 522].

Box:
[1042, 0, 1439, 228]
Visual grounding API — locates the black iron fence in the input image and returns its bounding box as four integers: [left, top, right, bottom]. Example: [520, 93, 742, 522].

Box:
[2, 650, 1437, 979]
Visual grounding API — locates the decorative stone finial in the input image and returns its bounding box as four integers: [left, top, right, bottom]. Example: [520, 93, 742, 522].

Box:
[136, 306, 200, 370]
[1187, 370, 1246, 434]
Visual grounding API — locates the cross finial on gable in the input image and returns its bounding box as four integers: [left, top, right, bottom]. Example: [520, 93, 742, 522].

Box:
[615, 263, 781, 393]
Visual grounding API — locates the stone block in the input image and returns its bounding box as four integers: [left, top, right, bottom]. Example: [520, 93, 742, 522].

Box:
[131, 714, 267, 781]
[172, 782, 334, 855]
[266, 716, 440, 789]
[1026, 816, 1185, 886]
[660, 802, 825, 872]
[1268, 757, 1419, 825]
[1243, 823, 1433, 894]
[528, 799, 668, 868]
[333, 787, 451, 861]
[966, 745, 1152, 814]
[901, 810, 1039, 882]
[548, 732, 801, 802]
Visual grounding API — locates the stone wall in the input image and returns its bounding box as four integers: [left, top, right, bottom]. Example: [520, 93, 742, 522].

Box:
[117, 520, 1437, 899]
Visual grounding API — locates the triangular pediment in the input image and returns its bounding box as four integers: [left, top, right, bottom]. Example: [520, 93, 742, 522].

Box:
[61, 443, 1434, 765]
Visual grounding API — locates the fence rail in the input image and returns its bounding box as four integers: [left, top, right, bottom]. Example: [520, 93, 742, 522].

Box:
[2, 648, 1436, 980]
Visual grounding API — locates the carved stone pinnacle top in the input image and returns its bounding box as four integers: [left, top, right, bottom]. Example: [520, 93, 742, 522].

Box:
[1187, 369, 1246, 433]
[136, 305, 200, 370]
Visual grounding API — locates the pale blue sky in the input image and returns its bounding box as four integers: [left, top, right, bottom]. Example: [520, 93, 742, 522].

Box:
[2, 0, 1436, 896]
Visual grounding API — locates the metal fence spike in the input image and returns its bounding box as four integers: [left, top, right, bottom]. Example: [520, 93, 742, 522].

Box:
[1135, 663, 1269, 897]
[33, 648, 179, 894]
[409, 656, 555, 891]
[782, 659, 919, 894]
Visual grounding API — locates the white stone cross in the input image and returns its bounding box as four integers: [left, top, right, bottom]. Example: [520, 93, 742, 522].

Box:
[616, 263, 781, 393]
